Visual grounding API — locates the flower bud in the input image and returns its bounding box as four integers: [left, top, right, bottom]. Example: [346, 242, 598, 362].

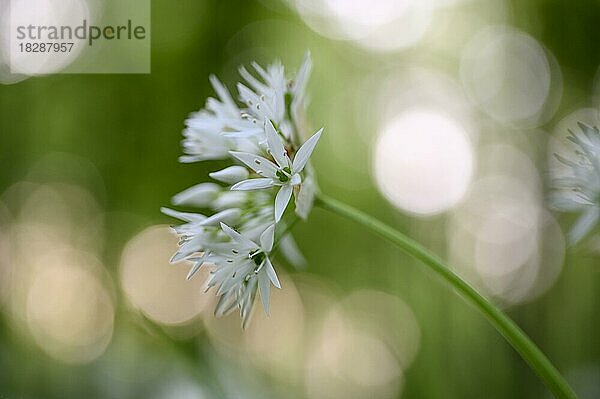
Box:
[172, 183, 221, 207]
[209, 165, 249, 184]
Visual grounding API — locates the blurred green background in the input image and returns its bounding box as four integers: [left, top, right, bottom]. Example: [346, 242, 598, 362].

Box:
[1, 0, 599, 398]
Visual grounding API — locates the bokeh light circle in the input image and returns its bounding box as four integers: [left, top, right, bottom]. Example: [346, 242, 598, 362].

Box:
[203, 273, 305, 377]
[448, 145, 565, 305]
[0, 201, 11, 308]
[26, 251, 114, 364]
[373, 108, 474, 215]
[1, 0, 91, 77]
[305, 289, 420, 399]
[120, 225, 211, 325]
[460, 26, 560, 127]
[288, 0, 435, 52]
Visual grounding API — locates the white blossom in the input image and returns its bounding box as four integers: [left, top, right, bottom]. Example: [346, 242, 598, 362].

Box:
[203, 223, 280, 328]
[230, 120, 323, 222]
[164, 53, 321, 326]
[550, 122, 600, 244]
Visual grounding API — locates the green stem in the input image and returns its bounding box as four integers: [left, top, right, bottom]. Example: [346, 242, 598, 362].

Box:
[314, 193, 578, 399]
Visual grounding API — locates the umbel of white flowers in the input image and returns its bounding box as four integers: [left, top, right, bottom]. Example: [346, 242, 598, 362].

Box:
[162, 53, 323, 328]
[550, 122, 600, 244]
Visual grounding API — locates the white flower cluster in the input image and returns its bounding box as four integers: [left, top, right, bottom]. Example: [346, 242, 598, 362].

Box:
[162, 53, 323, 327]
[550, 122, 600, 244]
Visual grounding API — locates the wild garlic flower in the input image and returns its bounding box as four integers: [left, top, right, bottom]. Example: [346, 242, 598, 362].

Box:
[163, 53, 322, 327]
[231, 120, 323, 222]
[207, 223, 280, 329]
[550, 122, 600, 244]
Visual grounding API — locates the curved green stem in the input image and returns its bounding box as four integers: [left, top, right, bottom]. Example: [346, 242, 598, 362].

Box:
[314, 193, 578, 399]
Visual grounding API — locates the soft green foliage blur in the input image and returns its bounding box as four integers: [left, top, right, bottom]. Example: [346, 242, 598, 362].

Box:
[1, 0, 599, 398]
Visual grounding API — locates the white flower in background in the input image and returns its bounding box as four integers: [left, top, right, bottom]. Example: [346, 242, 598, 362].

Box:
[230, 120, 323, 222]
[550, 122, 600, 244]
[163, 53, 321, 326]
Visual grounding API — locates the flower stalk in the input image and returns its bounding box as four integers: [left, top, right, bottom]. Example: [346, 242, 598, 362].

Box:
[314, 193, 579, 399]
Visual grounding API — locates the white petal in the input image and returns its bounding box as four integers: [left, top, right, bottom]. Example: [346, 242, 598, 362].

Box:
[239, 65, 269, 94]
[209, 166, 250, 184]
[161, 207, 206, 223]
[170, 249, 193, 263]
[568, 207, 600, 244]
[266, 120, 290, 168]
[170, 236, 205, 262]
[548, 191, 586, 212]
[209, 75, 238, 117]
[258, 271, 270, 314]
[279, 235, 306, 268]
[198, 208, 241, 226]
[172, 183, 221, 207]
[211, 191, 248, 210]
[290, 173, 301, 186]
[260, 224, 275, 252]
[214, 293, 239, 317]
[237, 83, 275, 120]
[241, 277, 258, 329]
[295, 172, 316, 220]
[186, 256, 207, 280]
[264, 257, 281, 288]
[251, 61, 271, 83]
[179, 154, 224, 163]
[219, 223, 258, 249]
[292, 51, 311, 96]
[292, 127, 323, 172]
[241, 221, 273, 244]
[221, 129, 263, 139]
[217, 262, 252, 295]
[274, 184, 293, 222]
[229, 151, 279, 178]
[231, 178, 275, 191]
